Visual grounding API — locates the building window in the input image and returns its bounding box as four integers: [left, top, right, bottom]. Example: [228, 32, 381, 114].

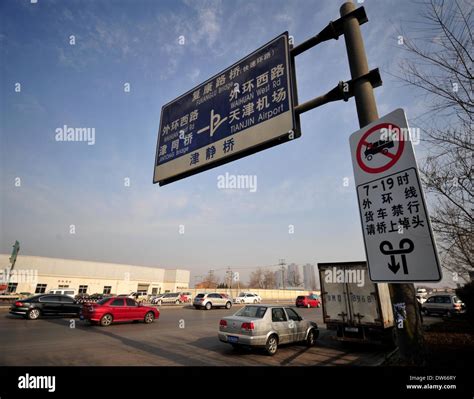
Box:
[151, 288, 158, 295]
[103, 286, 112, 295]
[78, 285, 88, 294]
[35, 284, 47, 294]
[7, 283, 18, 293]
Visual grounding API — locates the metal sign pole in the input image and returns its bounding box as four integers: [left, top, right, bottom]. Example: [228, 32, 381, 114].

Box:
[339, 1, 424, 364]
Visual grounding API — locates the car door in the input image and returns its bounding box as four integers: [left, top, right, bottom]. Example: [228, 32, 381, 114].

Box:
[271, 307, 291, 344]
[424, 296, 435, 313]
[285, 307, 306, 342]
[40, 295, 63, 315]
[125, 298, 141, 319]
[60, 295, 79, 315]
[109, 298, 126, 320]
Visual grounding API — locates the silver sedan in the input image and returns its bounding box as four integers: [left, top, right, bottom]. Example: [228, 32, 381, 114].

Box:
[218, 304, 319, 355]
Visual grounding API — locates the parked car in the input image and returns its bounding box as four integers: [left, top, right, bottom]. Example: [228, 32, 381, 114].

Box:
[218, 305, 319, 355]
[179, 292, 193, 303]
[422, 294, 465, 317]
[154, 292, 183, 305]
[296, 294, 321, 308]
[194, 293, 232, 310]
[48, 288, 76, 298]
[233, 292, 262, 304]
[151, 294, 165, 304]
[80, 297, 159, 327]
[9, 294, 82, 320]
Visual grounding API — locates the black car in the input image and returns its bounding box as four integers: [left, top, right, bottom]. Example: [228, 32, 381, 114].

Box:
[9, 294, 82, 320]
[364, 139, 394, 160]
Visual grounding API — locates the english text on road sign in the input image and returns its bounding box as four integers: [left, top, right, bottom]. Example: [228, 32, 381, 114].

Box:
[153, 32, 297, 186]
[349, 109, 442, 282]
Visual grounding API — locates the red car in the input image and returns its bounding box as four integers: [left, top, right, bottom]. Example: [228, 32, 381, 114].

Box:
[81, 297, 159, 327]
[296, 295, 321, 308]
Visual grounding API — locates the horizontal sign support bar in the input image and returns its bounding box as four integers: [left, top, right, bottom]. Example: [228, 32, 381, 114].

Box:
[294, 68, 382, 115]
[291, 6, 368, 57]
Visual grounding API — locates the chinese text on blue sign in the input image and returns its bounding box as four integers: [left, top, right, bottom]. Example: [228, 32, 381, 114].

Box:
[153, 32, 296, 185]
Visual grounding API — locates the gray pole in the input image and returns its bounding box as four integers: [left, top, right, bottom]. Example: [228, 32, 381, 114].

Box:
[340, 1, 424, 365]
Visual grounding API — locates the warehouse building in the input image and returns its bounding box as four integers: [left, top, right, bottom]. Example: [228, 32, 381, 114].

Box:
[0, 254, 190, 296]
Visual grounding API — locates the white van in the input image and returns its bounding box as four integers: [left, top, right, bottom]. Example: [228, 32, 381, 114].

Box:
[48, 288, 76, 298]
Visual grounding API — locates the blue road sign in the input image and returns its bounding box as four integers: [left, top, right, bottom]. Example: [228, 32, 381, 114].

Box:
[153, 32, 297, 185]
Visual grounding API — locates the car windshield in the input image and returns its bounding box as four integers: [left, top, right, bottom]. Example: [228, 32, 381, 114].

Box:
[453, 296, 462, 303]
[97, 298, 110, 305]
[297, 296, 305, 300]
[235, 306, 267, 318]
[196, 294, 205, 298]
[238, 293, 246, 297]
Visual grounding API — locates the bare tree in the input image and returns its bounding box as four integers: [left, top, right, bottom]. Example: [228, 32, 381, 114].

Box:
[396, 0, 473, 283]
[263, 270, 277, 288]
[200, 270, 218, 289]
[248, 268, 264, 288]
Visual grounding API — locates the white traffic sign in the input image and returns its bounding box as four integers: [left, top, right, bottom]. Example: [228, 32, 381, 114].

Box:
[349, 108, 442, 282]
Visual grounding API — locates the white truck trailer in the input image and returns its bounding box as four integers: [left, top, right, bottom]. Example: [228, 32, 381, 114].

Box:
[318, 261, 395, 344]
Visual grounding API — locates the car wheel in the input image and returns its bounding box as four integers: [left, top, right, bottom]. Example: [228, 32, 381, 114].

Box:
[253, 299, 258, 304]
[306, 303, 311, 308]
[306, 329, 318, 347]
[27, 308, 40, 320]
[205, 302, 212, 310]
[225, 301, 232, 309]
[100, 313, 113, 327]
[144, 311, 154, 324]
[265, 335, 278, 356]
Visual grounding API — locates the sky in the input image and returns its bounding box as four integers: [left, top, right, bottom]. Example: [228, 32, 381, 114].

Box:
[0, 0, 459, 286]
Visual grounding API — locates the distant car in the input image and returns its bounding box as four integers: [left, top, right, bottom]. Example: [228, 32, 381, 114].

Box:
[296, 295, 321, 308]
[151, 294, 165, 304]
[179, 292, 193, 303]
[422, 294, 465, 317]
[156, 292, 183, 305]
[218, 305, 319, 355]
[364, 139, 394, 161]
[193, 293, 232, 310]
[233, 292, 262, 304]
[48, 288, 76, 298]
[80, 297, 159, 327]
[9, 294, 82, 320]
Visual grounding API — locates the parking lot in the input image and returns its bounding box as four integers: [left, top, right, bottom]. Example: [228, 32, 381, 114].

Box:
[0, 304, 393, 366]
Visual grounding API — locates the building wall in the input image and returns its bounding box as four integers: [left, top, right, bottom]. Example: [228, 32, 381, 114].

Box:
[0, 255, 189, 295]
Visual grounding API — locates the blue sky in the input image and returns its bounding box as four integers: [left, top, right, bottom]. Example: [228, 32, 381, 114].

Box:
[0, 0, 450, 285]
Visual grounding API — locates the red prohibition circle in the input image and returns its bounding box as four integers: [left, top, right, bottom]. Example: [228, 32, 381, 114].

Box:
[356, 122, 405, 174]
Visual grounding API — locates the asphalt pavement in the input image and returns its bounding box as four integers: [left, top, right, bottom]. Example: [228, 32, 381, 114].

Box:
[0, 304, 392, 366]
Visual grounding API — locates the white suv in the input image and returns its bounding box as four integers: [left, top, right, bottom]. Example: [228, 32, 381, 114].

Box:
[234, 292, 262, 304]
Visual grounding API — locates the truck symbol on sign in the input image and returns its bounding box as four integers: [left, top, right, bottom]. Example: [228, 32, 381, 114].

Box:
[364, 139, 394, 161]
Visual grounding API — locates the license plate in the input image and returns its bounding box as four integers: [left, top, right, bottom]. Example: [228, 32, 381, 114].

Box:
[345, 327, 358, 332]
[227, 336, 239, 343]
